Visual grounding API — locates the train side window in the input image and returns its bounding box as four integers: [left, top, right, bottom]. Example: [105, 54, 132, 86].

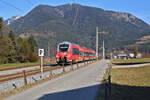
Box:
[84, 52, 87, 57]
[84, 52, 86, 56]
[76, 49, 79, 54]
[80, 51, 84, 57]
[72, 48, 75, 55]
[72, 48, 79, 55]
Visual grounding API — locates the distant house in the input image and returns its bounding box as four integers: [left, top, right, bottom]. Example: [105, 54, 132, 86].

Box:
[142, 54, 150, 58]
[117, 54, 127, 59]
[136, 53, 142, 59]
[129, 53, 134, 58]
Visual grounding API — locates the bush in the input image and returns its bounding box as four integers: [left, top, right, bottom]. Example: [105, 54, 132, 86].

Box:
[0, 57, 8, 64]
[28, 52, 39, 62]
[17, 56, 29, 63]
[8, 57, 17, 63]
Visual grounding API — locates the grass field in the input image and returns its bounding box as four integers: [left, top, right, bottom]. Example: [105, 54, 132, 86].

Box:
[96, 65, 150, 100]
[112, 58, 150, 65]
[0, 61, 54, 71]
[0, 62, 41, 70]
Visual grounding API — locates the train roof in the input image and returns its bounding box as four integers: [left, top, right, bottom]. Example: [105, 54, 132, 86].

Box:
[58, 41, 79, 47]
[58, 41, 95, 53]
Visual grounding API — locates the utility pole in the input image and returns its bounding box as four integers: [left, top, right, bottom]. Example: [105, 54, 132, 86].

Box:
[48, 41, 50, 57]
[96, 26, 108, 60]
[96, 26, 99, 59]
[103, 40, 105, 59]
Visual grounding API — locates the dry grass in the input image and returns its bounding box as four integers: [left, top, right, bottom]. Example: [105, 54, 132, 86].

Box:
[0, 62, 52, 71]
[96, 65, 150, 100]
[111, 58, 150, 65]
[111, 66, 150, 86]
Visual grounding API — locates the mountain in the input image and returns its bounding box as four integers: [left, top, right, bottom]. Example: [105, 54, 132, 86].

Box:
[5, 16, 21, 25]
[9, 4, 150, 54]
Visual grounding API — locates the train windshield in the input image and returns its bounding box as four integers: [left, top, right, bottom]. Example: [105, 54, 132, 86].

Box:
[59, 44, 69, 52]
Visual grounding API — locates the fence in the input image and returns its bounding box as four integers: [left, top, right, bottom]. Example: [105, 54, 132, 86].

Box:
[105, 63, 112, 100]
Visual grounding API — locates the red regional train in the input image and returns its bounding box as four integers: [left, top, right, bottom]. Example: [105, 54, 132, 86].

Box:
[56, 41, 96, 64]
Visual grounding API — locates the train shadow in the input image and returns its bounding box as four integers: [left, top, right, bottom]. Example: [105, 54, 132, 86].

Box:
[112, 62, 150, 65]
[36, 81, 150, 100]
[96, 83, 150, 100]
[37, 84, 101, 100]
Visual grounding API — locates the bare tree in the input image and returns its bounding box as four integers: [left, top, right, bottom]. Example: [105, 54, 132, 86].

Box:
[0, 17, 3, 39]
[134, 46, 138, 58]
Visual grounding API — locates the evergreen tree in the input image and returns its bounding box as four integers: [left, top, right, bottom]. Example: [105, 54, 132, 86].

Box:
[16, 37, 24, 62]
[8, 30, 17, 52]
[8, 30, 16, 41]
[0, 35, 14, 63]
[22, 39, 31, 56]
[8, 30, 17, 63]
[28, 35, 38, 62]
[17, 37, 23, 46]
[16, 37, 23, 55]
[28, 34, 37, 53]
[16, 38, 31, 62]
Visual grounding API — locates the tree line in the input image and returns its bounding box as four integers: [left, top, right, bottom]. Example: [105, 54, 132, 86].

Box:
[0, 17, 39, 64]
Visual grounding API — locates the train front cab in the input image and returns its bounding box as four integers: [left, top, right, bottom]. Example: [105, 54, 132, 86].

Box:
[56, 43, 77, 64]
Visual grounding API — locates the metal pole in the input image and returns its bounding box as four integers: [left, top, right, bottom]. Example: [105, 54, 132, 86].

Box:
[96, 26, 99, 59]
[103, 40, 105, 59]
[48, 41, 50, 57]
[41, 56, 44, 79]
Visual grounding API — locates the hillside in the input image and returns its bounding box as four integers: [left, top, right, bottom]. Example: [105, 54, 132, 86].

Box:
[9, 4, 150, 55]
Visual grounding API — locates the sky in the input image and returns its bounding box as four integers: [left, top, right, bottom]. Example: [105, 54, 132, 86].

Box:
[0, 0, 150, 24]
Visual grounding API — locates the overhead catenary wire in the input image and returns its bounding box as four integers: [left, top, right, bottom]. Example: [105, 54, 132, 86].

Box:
[25, 0, 33, 6]
[0, 0, 24, 12]
[24, 0, 33, 8]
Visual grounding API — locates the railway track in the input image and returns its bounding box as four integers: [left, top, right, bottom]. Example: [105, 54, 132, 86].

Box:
[0, 61, 89, 83]
[0, 65, 61, 83]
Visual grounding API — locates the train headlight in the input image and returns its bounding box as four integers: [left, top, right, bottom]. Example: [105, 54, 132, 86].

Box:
[67, 54, 71, 57]
[56, 55, 59, 58]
